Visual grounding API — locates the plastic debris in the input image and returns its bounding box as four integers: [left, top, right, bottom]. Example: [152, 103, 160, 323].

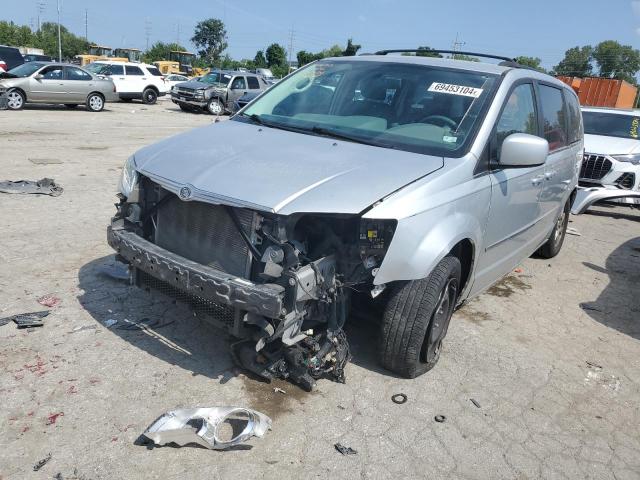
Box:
[1, 311, 50, 329]
[434, 415, 446, 423]
[334, 443, 357, 455]
[0, 178, 63, 196]
[391, 393, 408, 404]
[37, 294, 61, 308]
[46, 412, 64, 425]
[104, 319, 118, 328]
[33, 453, 51, 471]
[566, 227, 581, 236]
[273, 387, 287, 394]
[470, 398, 481, 408]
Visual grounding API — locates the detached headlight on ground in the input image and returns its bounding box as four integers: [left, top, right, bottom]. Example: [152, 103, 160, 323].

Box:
[118, 155, 138, 198]
[612, 154, 640, 165]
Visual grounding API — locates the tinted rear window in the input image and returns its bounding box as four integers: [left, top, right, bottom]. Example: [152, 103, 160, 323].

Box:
[125, 66, 144, 75]
[147, 66, 163, 76]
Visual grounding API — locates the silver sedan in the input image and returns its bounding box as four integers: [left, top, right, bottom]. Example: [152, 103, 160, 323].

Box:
[0, 62, 118, 112]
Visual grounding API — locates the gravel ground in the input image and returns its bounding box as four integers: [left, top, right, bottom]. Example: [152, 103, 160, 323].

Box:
[1, 100, 639, 480]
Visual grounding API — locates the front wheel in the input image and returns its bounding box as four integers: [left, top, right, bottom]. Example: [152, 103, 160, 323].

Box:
[207, 98, 224, 115]
[6, 89, 25, 110]
[380, 256, 461, 378]
[86, 93, 104, 112]
[142, 88, 158, 105]
[536, 198, 570, 259]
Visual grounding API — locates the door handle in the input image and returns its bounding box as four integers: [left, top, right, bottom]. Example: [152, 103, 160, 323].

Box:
[531, 176, 543, 186]
[544, 171, 555, 180]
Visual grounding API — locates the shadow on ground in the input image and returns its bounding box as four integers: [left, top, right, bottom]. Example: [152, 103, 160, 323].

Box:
[77, 255, 395, 387]
[581, 236, 640, 339]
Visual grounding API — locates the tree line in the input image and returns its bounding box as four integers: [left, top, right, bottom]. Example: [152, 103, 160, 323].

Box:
[2, 17, 640, 84]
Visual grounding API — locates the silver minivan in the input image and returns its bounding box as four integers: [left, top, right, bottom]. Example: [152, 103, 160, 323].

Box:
[108, 52, 582, 389]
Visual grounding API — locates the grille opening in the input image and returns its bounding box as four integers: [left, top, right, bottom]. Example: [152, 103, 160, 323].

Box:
[580, 155, 612, 181]
[615, 173, 635, 190]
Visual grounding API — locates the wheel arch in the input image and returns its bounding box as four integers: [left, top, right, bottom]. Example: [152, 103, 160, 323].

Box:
[7, 86, 27, 101]
[143, 85, 159, 93]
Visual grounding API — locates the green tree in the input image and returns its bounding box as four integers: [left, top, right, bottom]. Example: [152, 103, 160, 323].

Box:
[266, 43, 287, 68]
[322, 44, 343, 57]
[254, 50, 267, 68]
[143, 42, 187, 63]
[192, 18, 228, 64]
[553, 46, 593, 77]
[34, 23, 89, 59]
[452, 54, 479, 62]
[342, 38, 361, 56]
[592, 40, 640, 84]
[416, 46, 442, 58]
[515, 56, 546, 73]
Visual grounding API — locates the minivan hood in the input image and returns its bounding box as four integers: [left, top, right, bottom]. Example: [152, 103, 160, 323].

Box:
[134, 120, 444, 215]
[584, 134, 640, 155]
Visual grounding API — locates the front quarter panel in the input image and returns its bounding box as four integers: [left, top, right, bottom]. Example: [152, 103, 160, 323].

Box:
[366, 157, 491, 298]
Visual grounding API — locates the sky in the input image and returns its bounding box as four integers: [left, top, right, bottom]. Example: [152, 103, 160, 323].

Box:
[2, 0, 639, 69]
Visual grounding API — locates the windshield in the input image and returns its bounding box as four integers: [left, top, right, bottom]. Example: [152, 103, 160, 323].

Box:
[85, 63, 107, 74]
[7, 62, 45, 78]
[239, 59, 498, 156]
[583, 111, 640, 140]
[198, 72, 232, 86]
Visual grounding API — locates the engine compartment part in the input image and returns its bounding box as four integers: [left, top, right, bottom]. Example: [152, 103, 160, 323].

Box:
[142, 407, 272, 450]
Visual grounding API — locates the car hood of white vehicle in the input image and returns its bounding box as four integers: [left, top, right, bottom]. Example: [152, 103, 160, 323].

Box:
[133, 120, 445, 216]
[584, 134, 640, 155]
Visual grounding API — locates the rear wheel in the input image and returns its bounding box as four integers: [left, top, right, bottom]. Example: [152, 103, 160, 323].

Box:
[142, 88, 158, 105]
[86, 93, 104, 112]
[6, 89, 25, 110]
[380, 256, 461, 378]
[536, 198, 570, 259]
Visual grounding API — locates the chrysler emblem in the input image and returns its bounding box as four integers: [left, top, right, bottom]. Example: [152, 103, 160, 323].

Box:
[179, 186, 192, 200]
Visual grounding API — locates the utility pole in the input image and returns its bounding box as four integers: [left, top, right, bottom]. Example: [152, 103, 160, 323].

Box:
[287, 27, 295, 69]
[176, 22, 180, 46]
[84, 9, 88, 41]
[56, 0, 62, 62]
[144, 18, 151, 51]
[452, 32, 465, 60]
[36, 1, 46, 32]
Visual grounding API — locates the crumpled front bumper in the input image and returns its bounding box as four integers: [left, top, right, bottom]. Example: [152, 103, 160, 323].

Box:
[571, 186, 640, 215]
[107, 226, 285, 318]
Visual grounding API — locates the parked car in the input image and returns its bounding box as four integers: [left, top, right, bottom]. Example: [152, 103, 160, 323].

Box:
[0, 45, 24, 73]
[85, 61, 168, 104]
[572, 106, 640, 214]
[171, 70, 269, 114]
[165, 74, 189, 90]
[0, 62, 118, 111]
[108, 52, 581, 390]
[23, 54, 54, 63]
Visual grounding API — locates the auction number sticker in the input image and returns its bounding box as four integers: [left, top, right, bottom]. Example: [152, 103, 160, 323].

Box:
[428, 82, 483, 98]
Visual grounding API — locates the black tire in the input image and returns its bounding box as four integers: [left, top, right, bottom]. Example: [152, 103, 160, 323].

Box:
[536, 198, 570, 259]
[86, 93, 104, 112]
[142, 88, 158, 105]
[206, 98, 224, 115]
[64, 104, 79, 109]
[6, 89, 25, 110]
[380, 256, 461, 378]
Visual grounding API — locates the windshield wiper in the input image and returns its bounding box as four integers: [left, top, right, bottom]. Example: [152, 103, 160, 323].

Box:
[309, 126, 387, 147]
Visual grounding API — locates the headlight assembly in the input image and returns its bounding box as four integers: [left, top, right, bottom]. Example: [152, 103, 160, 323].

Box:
[612, 154, 640, 165]
[118, 155, 138, 198]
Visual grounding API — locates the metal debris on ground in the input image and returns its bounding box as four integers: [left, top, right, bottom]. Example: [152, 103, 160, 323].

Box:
[470, 398, 481, 408]
[37, 294, 61, 308]
[391, 393, 408, 404]
[334, 443, 357, 455]
[0, 178, 63, 196]
[566, 227, 581, 236]
[142, 407, 272, 450]
[434, 415, 447, 423]
[1, 311, 50, 328]
[103, 319, 118, 328]
[273, 387, 287, 394]
[71, 324, 98, 333]
[98, 262, 130, 281]
[586, 361, 603, 370]
[32, 452, 52, 471]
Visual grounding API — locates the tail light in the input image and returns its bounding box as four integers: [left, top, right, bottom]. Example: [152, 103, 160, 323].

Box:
[0, 61, 7, 72]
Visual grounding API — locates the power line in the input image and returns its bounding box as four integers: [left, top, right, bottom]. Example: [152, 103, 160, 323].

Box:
[452, 32, 466, 60]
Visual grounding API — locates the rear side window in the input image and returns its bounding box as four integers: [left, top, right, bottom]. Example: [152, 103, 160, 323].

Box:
[496, 83, 538, 150]
[564, 91, 582, 144]
[247, 76, 260, 89]
[231, 77, 246, 89]
[108, 64, 124, 75]
[125, 66, 144, 76]
[538, 84, 568, 152]
[66, 67, 92, 80]
[147, 66, 163, 76]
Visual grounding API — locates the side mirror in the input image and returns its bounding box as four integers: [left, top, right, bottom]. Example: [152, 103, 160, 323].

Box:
[34, 74, 43, 80]
[499, 133, 549, 167]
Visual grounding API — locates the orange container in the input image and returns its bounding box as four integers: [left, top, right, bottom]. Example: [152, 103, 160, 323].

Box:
[557, 76, 637, 108]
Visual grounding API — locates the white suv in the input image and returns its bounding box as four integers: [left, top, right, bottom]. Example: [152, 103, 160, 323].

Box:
[572, 107, 640, 214]
[86, 61, 168, 104]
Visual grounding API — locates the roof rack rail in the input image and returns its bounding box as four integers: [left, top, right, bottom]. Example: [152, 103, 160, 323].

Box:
[374, 49, 517, 64]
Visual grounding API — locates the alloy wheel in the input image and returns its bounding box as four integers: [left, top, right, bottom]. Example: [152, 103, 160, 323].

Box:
[7, 91, 23, 109]
[89, 95, 103, 111]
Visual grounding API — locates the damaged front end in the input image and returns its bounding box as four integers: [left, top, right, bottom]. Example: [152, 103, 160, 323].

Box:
[108, 172, 396, 390]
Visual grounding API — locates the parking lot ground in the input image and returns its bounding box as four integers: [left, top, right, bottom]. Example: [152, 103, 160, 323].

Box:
[1, 100, 640, 480]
